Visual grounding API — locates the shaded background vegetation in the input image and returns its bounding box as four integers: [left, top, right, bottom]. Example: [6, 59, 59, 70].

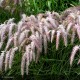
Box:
[0, 0, 80, 80]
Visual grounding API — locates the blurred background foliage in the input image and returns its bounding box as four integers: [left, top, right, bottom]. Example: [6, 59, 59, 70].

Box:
[0, 0, 79, 23]
[0, 0, 80, 80]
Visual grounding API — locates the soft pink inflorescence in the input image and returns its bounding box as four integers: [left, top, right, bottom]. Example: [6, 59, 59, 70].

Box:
[70, 45, 79, 66]
[0, 9, 80, 76]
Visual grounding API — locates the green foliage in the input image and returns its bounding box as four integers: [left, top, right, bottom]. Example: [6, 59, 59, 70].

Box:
[0, 0, 80, 80]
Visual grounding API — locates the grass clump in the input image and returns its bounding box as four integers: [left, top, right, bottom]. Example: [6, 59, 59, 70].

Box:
[0, 0, 80, 80]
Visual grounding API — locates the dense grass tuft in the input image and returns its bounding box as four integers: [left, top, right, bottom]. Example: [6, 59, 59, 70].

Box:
[0, 0, 80, 80]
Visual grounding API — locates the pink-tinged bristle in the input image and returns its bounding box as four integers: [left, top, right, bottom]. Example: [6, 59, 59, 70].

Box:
[51, 30, 55, 43]
[56, 31, 61, 50]
[70, 45, 79, 66]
